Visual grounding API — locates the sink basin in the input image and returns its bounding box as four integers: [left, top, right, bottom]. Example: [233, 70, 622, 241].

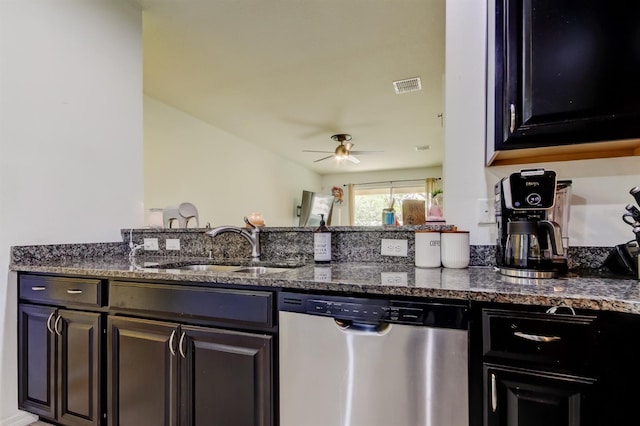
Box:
[232, 266, 291, 274]
[171, 263, 295, 274]
[174, 264, 244, 272]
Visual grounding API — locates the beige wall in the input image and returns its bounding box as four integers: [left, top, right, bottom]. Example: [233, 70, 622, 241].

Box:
[144, 95, 322, 227]
[0, 1, 143, 423]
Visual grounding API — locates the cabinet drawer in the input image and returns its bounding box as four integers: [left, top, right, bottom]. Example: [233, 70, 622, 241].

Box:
[19, 274, 104, 308]
[110, 281, 273, 328]
[482, 308, 599, 371]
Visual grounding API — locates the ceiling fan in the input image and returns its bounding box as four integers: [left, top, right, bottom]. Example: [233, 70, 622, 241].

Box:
[303, 134, 383, 164]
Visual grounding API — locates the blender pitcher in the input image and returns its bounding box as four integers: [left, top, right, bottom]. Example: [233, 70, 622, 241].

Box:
[548, 180, 572, 252]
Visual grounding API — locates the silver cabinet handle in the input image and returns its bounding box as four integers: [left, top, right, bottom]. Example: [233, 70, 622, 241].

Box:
[509, 104, 516, 133]
[31, 286, 46, 291]
[168, 330, 177, 356]
[179, 332, 186, 358]
[514, 331, 561, 343]
[54, 315, 62, 337]
[46, 312, 55, 334]
[491, 373, 497, 412]
[66, 289, 83, 295]
[546, 306, 576, 316]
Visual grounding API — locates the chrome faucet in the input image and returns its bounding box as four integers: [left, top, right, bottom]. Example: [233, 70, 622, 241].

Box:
[205, 217, 261, 261]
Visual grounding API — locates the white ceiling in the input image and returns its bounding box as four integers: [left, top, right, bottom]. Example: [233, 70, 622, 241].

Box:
[137, 0, 445, 175]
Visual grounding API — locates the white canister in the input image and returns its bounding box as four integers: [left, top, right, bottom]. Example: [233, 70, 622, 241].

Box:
[415, 231, 441, 268]
[441, 231, 470, 269]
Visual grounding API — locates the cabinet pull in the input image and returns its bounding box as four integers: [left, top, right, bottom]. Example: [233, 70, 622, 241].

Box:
[491, 373, 497, 412]
[168, 330, 177, 356]
[31, 286, 46, 291]
[509, 103, 516, 133]
[514, 331, 561, 343]
[54, 315, 62, 336]
[546, 306, 576, 316]
[66, 289, 83, 295]
[46, 312, 55, 334]
[179, 332, 186, 358]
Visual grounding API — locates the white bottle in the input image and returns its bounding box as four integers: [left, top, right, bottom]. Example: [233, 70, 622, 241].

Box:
[314, 214, 331, 263]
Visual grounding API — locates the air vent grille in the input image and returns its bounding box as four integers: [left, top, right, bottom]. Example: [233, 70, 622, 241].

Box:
[393, 77, 422, 94]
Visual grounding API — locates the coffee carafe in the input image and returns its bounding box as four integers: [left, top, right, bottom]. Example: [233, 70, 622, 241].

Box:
[495, 169, 571, 278]
[504, 220, 564, 270]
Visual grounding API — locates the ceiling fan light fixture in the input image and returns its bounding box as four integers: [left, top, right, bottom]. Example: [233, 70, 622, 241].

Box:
[335, 144, 349, 157]
[393, 77, 422, 94]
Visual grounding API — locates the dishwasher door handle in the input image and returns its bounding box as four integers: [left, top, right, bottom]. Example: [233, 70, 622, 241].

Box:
[334, 319, 392, 335]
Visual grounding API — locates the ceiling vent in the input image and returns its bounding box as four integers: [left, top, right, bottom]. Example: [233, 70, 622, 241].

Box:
[393, 77, 422, 94]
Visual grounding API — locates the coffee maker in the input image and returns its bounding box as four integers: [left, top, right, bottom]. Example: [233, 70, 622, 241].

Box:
[495, 169, 571, 278]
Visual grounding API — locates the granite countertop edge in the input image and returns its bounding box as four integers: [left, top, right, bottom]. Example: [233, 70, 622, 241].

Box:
[10, 257, 640, 315]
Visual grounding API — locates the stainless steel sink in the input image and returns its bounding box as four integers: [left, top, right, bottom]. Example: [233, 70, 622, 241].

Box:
[172, 264, 295, 274]
[175, 264, 244, 272]
[232, 266, 292, 274]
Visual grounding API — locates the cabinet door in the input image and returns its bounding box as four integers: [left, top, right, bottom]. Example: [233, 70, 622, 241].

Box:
[57, 310, 103, 426]
[108, 316, 179, 426]
[18, 304, 56, 419]
[179, 326, 272, 426]
[493, 0, 640, 151]
[485, 365, 595, 426]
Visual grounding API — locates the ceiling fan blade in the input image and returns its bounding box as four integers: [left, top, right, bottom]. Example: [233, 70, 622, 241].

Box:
[349, 150, 384, 155]
[345, 142, 353, 151]
[346, 155, 360, 164]
[314, 155, 335, 163]
[303, 150, 334, 153]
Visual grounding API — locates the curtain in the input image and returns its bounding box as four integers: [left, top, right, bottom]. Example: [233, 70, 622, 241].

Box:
[348, 184, 355, 226]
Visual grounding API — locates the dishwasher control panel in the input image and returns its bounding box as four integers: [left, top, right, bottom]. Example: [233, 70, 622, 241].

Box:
[307, 300, 424, 324]
[279, 292, 468, 329]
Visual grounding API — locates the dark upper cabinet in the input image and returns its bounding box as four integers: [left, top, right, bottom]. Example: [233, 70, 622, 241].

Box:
[488, 0, 640, 165]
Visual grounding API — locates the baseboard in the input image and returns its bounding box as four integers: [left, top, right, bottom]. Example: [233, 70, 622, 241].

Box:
[0, 410, 38, 426]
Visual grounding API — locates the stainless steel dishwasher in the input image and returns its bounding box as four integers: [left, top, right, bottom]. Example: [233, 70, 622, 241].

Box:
[278, 292, 469, 426]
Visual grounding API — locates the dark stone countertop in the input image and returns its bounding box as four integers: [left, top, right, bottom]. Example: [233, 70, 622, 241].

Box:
[10, 255, 640, 314]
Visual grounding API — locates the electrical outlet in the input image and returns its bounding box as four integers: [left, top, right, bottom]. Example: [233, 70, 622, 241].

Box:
[381, 239, 408, 257]
[143, 238, 159, 251]
[380, 272, 408, 286]
[476, 198, 494, 224]
[166, 238, 181, 250]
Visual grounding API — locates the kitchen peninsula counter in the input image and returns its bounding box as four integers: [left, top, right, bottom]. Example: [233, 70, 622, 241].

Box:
[10, 255, 640, 314]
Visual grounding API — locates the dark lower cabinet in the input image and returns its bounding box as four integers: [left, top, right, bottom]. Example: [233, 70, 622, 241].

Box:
[108, 316, 272, 426]
[484, 365, 595, 426]
[180, 326, 272, 426]
[471, 305, 604, 426]
[18, 303, 104, 426]
[107, 316, 178, 426]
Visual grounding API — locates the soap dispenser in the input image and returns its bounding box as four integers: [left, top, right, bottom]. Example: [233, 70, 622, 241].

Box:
[314, 214, 332, 263]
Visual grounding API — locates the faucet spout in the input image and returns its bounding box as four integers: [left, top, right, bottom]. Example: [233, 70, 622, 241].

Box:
[205, 218, 261, 261]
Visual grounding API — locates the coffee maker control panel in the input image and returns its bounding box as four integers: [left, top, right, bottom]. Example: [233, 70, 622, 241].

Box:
[503, 169, 557, 210]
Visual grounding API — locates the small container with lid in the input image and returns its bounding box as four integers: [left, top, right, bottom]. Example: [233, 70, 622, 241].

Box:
[415, 230, 441, 268]
[440, 231, 470, 269]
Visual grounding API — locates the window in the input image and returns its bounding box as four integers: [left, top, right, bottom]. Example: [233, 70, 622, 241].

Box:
[351, 183, 428, 226]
